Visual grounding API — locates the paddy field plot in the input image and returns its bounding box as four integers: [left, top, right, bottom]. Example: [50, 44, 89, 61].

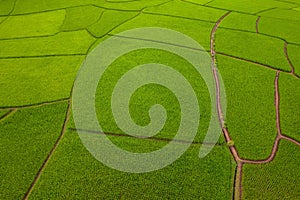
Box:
[0, 0, 299, 199]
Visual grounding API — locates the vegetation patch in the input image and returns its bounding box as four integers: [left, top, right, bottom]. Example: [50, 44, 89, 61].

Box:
[243, 140, 300, 199]
[144, 0, 227, 22]
[0, 102, 68, 199]
[215, 28, 291, 72]
[30, 128, 234, 199]
[88, 10, 139, 37]
[0, 30, 95, 58]
[217, 55, 277, 160]
[13, 0, 95, 14]
[0, 0, 15, 15]
[0, 1, 299, 199]
[207, 0, 295, 14]
[0, 109, 10, 119]
[279, 73, 300, 141]
[259, 8, 300, 22]
[100, 0, 172, 11]
[93, 48, 212, 143]
[61, 5, 105, 31]
[259, 17, 300, 45]
[110, 13, 214, 50]
[0, 10, 65, 39]
[287, 44, 300, 77]
[219, 12, 257, 32]
[0, 56, 84, 106]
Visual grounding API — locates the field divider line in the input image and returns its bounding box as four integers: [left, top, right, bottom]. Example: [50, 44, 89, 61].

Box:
[23, 98, 72, 200]
[255, 16, 260, 34]
[217, 52, 300, 79]
[275, 71, 282, 136]
[181, 0, 250, 16]
[141, 0, 174, 10]
[107, 33, 208, 52]
[1, 3, 142, 18]
[69, 128, 223, 146]
[0, 98, 69, 110]
[141, 11, 216, 23]
[0, 108, 17, 122]
[0, 54, 86, 59]
[90, 11, 141, 39]
[254, 7, 276, 15]
[281, 135, 300, 146]
[0, 0, 17, 25]
[274, 0, 300, 6]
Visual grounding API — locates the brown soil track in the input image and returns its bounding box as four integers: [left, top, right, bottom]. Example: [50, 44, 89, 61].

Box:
[284, 42, 296, 75]
[210, 13, 300, 200]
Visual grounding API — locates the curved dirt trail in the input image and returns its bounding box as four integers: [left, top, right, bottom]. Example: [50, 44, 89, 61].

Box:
[210, 13, 300, 200]
[284, 42, 298, 78]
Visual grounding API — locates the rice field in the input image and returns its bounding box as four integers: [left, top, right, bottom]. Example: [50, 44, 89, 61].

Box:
[0, 0, 299, 199]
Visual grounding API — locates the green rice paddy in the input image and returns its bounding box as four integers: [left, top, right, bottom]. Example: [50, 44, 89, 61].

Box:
[0, 0, 299, 199]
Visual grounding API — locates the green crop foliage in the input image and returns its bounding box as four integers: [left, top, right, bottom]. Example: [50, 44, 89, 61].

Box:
[217, 55, 277, 160]
[0, 56, 84, 106]
[0, 102, 68, 199]
[62, 5, 105, 31]
[0, 109, 10, 119]
[279, 73, 300, 141]
[144, 0, 227, 22]
[110, 13, 214, 50]
[219, 12, 257, 32]
[13, 0, 99, 14]
[30, 128, 234, 199]
[287, 44, 300, 77]
[88, 10, 139, 37]
[259, 17, 300, 45]
[0, 30, 95, 58]
[0, 16, 7, 23]
[182, 0, 213, 5]
[0, 10, 65, 39]
[243, 140, 300, 199]
[93, 48, 213, 143]
[100, 0, 172, 11]
[0, 1, 299, 199]
[215, 29, 291, 72]
[283, 0, 300, 4]
[0, 0, 15, 15]
[207, 0, 295, 14]
[259, 8, 300, 21]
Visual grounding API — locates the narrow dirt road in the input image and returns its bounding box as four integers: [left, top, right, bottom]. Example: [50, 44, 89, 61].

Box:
[210, 12, 300, 200]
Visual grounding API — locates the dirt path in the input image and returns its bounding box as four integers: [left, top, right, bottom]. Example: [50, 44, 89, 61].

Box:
[284, 42, 296, 76]
[210, 13, 300, 200]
